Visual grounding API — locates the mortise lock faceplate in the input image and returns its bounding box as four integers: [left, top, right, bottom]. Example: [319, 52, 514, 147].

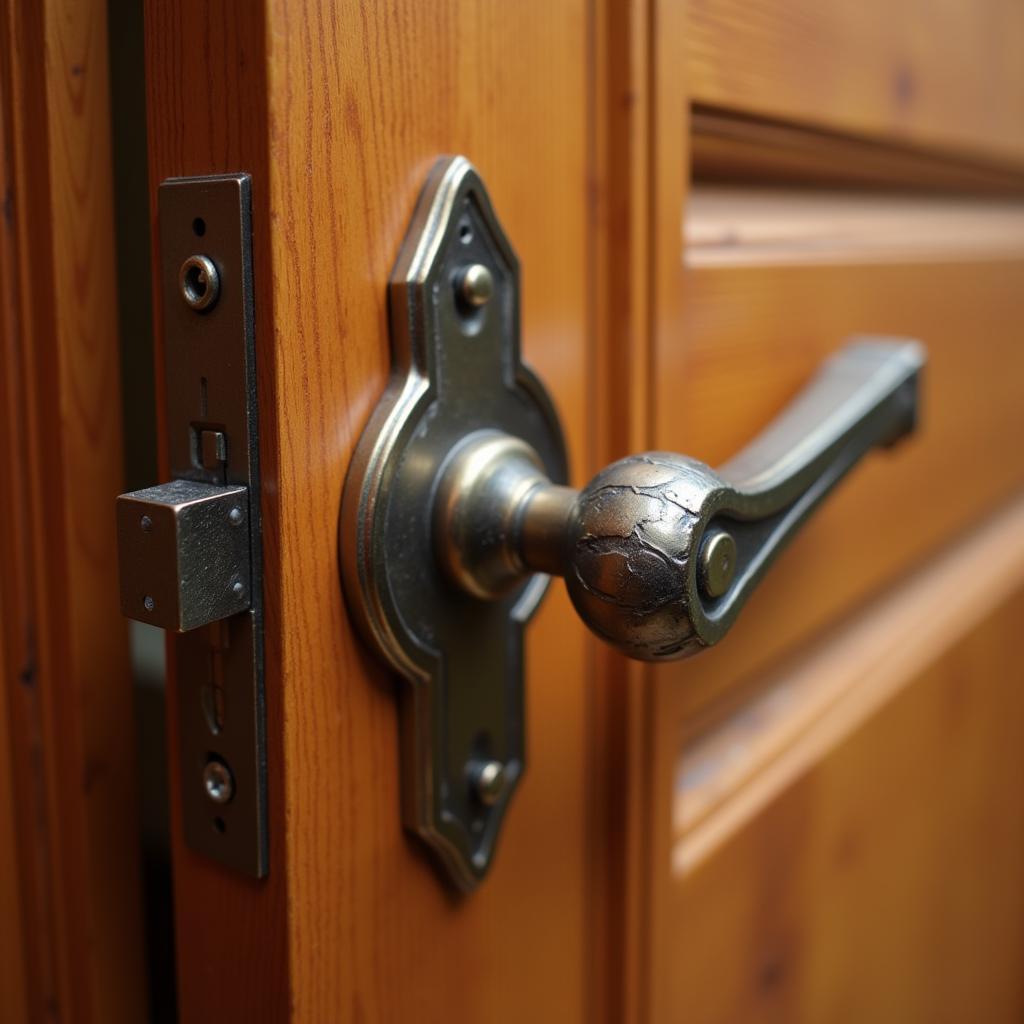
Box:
[116, 174, 267, 878]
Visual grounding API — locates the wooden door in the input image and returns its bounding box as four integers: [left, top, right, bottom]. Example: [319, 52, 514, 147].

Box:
[645, 2, 1024, 1020]
[0, 1, 148, 1020]
[141, 1, 1024, 1022]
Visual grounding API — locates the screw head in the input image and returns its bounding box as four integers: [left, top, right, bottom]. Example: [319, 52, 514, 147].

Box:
[457, 263, 494, 309]
[143, 595, 155, 612]
[470, 759, 506, 807]
[140, 514, 153, 532]
[179, 254, 220, 312]
[231, 581, 245, 599]
[698, 529, 738, 599]
[228, 506, 244, 526]
[203, 759, 234, 805]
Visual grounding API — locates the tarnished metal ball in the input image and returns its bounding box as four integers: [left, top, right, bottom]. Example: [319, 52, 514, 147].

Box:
[564, 452, 717, 661]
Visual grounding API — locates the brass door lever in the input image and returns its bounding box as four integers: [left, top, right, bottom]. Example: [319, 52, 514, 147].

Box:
[340, 156, 924, 890]
[434, 339, 923, 661]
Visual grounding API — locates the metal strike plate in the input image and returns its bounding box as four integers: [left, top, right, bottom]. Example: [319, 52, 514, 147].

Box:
[115, 173, 266, 876]
[341, 158, 568, 890]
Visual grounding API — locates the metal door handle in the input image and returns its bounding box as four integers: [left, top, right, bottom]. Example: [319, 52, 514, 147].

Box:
[437, 338, 922, 660]
[339, 156, 924, 889]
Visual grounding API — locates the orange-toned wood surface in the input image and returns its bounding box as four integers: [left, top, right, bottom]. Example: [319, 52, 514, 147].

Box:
[639, 7, 1024, 1017]
[687, 188, 1024, 265]
[663, 581, 1024, 1023]
[0, 625, 28, 1023]
[270, 1, 596, 1015]
[674, 493, 1024, 875]
[685, 0, 1024, 165]
[143, 1, 648, 1020]
[145, 4, 287, 1018]
[653, 255, 1024, 721]
[587, 3, 686, 1020]
[690, 109, 1024, 195]
[144, 1, 1024, 1021]
[0, 0, 147, 1021]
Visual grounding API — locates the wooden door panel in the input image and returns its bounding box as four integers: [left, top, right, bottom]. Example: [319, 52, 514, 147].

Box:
[685, 0, 1024, 163]
[654, 251, 1024, 721]
[663, 580, 1024, 1023]
[146, 2, 600, 1020]
[134, 2, 1024, 1021]
[266, 5, 593, 1017]
[689, 110, 1024, 195]
[0, 2, 147, 1020]
[641, 7, 1024, 1019]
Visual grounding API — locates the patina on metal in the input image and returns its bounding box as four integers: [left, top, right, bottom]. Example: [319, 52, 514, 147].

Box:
[340, 156, 567, 892]
[429, 340, 923, 662]
[115, 174, 267, 878]
[116, 479, 250, 631]
[342, 155, 925, 891]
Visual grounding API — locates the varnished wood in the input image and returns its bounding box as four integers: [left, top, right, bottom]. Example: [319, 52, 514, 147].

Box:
[652, 257, 1024, 722]
[691, 108, 1024, 195]
[675, 492, 1024, 872]
[687, 188, 1024, 265]
[144, 4, 286, 1021]
[270, 4, 593, 1017]
[142, 1, 1024, 1021]
[143, 1, 637, 1020]
[686, 0, 1024, 165]
[586, 2, 666, 1020]
[663, 584, 1024, 1022]
[643, 8, 1024, 1018]
[0, 625, 28, 1023]
[0, 0, 147, 1020]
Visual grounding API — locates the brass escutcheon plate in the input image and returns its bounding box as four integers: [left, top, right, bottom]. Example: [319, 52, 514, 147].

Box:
[340, 157, 567, 891]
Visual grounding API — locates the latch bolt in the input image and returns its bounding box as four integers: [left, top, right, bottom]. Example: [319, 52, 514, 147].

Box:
[116, 479, 250, 632]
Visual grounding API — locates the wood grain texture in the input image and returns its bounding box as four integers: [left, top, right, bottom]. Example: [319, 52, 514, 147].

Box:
[0, 624, 28, 1024]
[586, 1, 665, 1020]
[654, 257, 1024, 722]
[640, 2, 692, 1015]
[644, 10, 1024, 1018]
[662, 584, 1024, 1023]
[145, 3, 1024, 1021]
[266, 3, 591, 1019]
[143, 3, 287, 1022]
[687, 188, 1024, 266]
[685, 0, 1024, 165]
[0, 0, 147, 1020]
[144, 0, 633, 1020]
[674, 492, 1024, 873]
[691, 108, 1024, 195]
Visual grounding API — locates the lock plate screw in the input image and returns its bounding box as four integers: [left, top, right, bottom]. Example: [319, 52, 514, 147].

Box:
[179, 254, 220, 312]
[203, 759, 234, 805]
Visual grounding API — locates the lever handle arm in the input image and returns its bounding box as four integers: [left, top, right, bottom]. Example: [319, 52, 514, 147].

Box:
[441, 339, 924, 661]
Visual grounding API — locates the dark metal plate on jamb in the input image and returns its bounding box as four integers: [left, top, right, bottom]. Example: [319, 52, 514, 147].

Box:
[341, 157, 568, 891]
[158, 174, 267, 877]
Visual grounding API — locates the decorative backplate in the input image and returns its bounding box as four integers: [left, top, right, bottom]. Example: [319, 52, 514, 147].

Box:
[340, 157, 567, 890]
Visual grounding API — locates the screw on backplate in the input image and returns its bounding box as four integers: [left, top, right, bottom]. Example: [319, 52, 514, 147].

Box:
[232, 581, 245, 599]
[203, 759, 234, 805]
[457, 263, 494, 309]
[143, 595, 155, 612]
[140, 514, 153, 532]
[179, 254, 220, 312]
[469, 758, 506, 807]
[228, 506, 244, 526]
